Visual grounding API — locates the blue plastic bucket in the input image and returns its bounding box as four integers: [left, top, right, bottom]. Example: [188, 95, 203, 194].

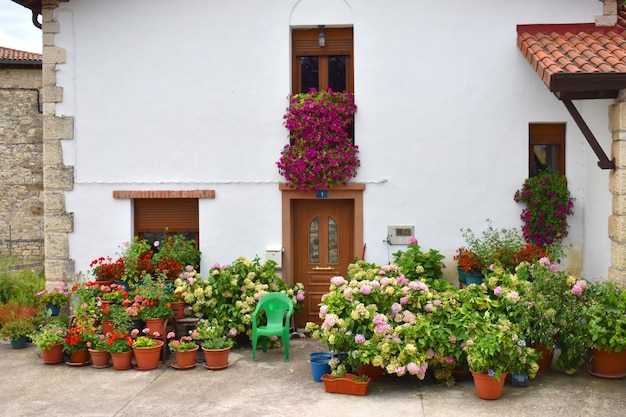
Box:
[310, 351, 332, 362]
[311, 359, 331, 382]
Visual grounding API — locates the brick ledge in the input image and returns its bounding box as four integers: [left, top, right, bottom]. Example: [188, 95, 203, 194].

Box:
[113, 190, 215, 199]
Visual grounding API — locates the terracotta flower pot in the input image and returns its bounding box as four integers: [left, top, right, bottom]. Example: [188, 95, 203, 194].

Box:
[69, 348, 90, 366]
[143, 318, 167, 337]
[589, 347, 626, 379]
[321, 373, 371, 396]
[534, 344, 554, 374]
[89, 349, 111, 368]
[41, 343, 65, 364]
[110, 351, 133, 371]
[202, 346, 230, 370]
[170, 301, 187, 320]
[471, 371, 507, 400]
[101, 320, 115, 335]
[173, 346, 199, 369]
[356, 363, 386, 381]
[133, 340, 164, 371]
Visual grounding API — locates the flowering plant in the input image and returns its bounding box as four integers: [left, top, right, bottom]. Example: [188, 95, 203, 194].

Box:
[103, 331, 133, 353]
[130, 276, 173, 320]
[584, 280, 626, 352]
[98, 283, 129, 304]
[131, 328, 160, 348]
[459, 220, 526, 273]
[391, 236, 446, 282]
[152, 233, 201, 273]
[100, 304, 133, 333]
[514, 170, 575, 247]
[87, 234, 201, 285]
[464, 317, 539, 381]
[454, 247, 481, 274]
[85, 332, 108, 351]
[507, 258, 590, 374]
[306, 258, 457, 384]
[29, 320, 67, 351]
[178, 256, 304, 340]
[192, 319, 235, 350]
[35, 287, 69, 307]
[88, 256, 124, 282]
[167, 331, 197, 352]
[277, 88, 359, 192]
[63, 325, 92, 354]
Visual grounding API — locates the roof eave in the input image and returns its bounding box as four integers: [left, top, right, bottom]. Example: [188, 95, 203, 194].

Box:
[550, 73, 626, 100]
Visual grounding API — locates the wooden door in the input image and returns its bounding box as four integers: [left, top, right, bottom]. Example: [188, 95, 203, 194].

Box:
[293, 199, 354, 327]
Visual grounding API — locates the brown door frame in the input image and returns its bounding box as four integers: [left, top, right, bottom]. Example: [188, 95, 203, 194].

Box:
[280, 183, 365, 286]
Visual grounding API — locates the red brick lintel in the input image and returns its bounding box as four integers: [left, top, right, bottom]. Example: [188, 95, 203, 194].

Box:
[113, 190, 216, 199]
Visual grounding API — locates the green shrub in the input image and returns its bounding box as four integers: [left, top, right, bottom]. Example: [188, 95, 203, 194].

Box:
[0, 268, 45, 305]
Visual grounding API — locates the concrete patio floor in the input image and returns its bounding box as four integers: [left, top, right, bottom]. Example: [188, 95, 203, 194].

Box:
[1, 338, 625, 417]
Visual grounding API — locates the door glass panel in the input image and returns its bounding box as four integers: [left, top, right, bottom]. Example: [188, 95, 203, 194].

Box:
[300, 56, 319, 93]
[328, 216, 338, 264]
[328, 55, 347, 92]
[309, 217, 319, 263]
[533, 144, 557, 175]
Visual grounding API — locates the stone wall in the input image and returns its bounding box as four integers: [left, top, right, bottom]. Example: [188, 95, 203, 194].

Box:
[609, 97, 626, 283]
[0, 67, 43, 258]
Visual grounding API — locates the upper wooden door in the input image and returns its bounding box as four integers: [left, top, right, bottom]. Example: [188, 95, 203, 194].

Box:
[292, 199, 354, 327]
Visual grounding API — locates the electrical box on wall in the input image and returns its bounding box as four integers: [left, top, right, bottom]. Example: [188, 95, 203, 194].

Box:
[265, 247, 283, 269]
[387, 225, 415, 245]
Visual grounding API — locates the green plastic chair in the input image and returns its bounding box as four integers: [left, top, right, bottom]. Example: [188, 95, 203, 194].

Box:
[251, 292, 294, 362]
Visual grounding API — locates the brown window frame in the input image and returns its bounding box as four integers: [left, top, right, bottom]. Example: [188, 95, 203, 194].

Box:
[292, 27, 354, 94]
[529, 123, 566, 176]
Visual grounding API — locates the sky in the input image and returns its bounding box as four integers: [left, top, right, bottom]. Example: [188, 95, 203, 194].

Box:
[0, 0, 42, 53]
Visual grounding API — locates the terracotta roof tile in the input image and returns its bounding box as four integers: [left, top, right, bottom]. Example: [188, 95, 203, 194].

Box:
[517, 23, 626, 95]
[0, 46, 41, 62]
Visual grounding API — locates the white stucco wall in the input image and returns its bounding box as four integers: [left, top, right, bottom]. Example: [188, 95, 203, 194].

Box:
[54, 0, 611, 281]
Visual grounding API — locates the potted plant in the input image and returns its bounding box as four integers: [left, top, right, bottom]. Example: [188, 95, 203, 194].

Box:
[516, 258, 591, 375]
[277, 88, 359, 192]
[193, 319, 234, 370]
[321, 371, 372, 396]
[172, 266, 207, 319]
[511, 259, 576, 374]
[103, 331, 134, 370]
[306, 257, 453, 384]
[0, 301, 41, 348]
[132, 276, 173, 336]
[454, 247, 481, 285]
[514, 170, 575, 247]
[88, 256, 125, 285]
[585, 280, 626, 379]
[85, 332, 111, 368]
[34, 287, 69, 317]
[167, 331, 199, 369]
[100, 304, 133, 335]
[463, 317, 538, 400]
[63, 324, 92, 365]
[131, 328, 164, 371]
[29, 321, 67, 364]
